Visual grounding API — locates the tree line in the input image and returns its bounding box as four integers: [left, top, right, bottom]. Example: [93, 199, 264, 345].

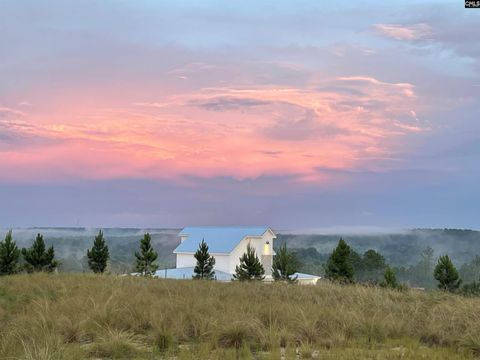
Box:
[0, 230, 160, 276]
[324, 238, 477, 295]
[2, 230, 476, 293]
[0, 230, 299, 282]
[0, 231, 58, 274]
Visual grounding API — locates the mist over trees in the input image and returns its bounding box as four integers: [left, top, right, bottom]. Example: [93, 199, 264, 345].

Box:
[459, 256, 480, 284]
[395, 247, 436, 289]
[280, 229, 480, 264]
[2, 226, 480, 300]
[280, 230, 480, 289]
[2, 227, 480, 292]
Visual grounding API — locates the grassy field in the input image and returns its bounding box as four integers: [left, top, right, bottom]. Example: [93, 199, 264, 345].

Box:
[0, 274, 479, 359]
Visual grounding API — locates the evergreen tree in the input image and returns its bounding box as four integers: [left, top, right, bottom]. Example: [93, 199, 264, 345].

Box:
[233, 243, 265, 281]
[358, 249, 387, 283]
[272, 243, 299, 282]
[363, 249, 386, 270]
[87, 230, 109, 273]
[381, 266, 398, 289]
[22, 233, 58, 273]
[135, 232, 159, 276]
[434, 255, 462, 292]
[193, 239, 215, 279]
[349, 250, 364, 275]
[0, 230, 20, 275]
[325, 238, 354, 283]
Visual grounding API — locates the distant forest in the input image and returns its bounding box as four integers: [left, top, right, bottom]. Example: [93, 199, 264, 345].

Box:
[279, 229, 480, 289]
[2, 228, 479, 289]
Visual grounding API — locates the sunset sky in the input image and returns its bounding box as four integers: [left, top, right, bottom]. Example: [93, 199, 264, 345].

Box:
[1, 0, 479, 229]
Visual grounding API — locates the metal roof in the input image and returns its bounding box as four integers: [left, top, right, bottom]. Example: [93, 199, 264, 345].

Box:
[293, 272, 321, 279]
[131, 268, 319, 282]
[153, 267, 233, 281]
[174, 226, 271, 254]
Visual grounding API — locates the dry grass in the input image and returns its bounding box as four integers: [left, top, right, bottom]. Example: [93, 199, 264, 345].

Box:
[0, 273, 479, 359]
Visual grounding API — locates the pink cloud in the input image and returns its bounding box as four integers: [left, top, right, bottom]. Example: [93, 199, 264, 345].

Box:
[0, 75, 430, 183]
[0, 106, 26, 118]
[374, 23, 433, 41]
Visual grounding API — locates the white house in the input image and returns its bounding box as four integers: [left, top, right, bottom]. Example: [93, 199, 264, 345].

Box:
[154, 226, 321, 284]
[175, 226, 275, 276]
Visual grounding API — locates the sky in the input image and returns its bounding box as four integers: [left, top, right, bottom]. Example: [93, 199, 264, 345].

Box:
[0, 0, 479, 229]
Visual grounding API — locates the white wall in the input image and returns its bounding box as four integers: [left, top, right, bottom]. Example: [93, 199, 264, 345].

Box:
[212, 254, 230, 273]
[297, 278, 320, 285]
[229, 230, 275, 274]
[176, 253, 231, 274]
[176, 253, 196, 268]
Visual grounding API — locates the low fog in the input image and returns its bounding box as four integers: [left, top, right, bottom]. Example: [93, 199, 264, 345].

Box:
[2, 227, 479, 272]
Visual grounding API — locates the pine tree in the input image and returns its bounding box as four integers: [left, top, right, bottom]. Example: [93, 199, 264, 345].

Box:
[0, 230, 20, 275]
[87, 230, 109, 273]
[434, 255, 462, 292]
[381, 266, 398, 289]
[233, 243, 265, 281]
[193, 239, 215, 280]
[135, 233, 159, 276]
[22, 233, 58, 273]
[272, 243, 299, 282]
[325, 238, 354, 283]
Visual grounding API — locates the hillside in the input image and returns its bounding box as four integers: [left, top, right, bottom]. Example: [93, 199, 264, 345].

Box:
[1, 274, 479, 359]
[3, 228, 181, 273]
[278, 229, 480, 266]
[4, 228, 480, 285]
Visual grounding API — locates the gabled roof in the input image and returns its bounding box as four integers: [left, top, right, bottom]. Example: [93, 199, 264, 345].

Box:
[174, 226, 273, 254]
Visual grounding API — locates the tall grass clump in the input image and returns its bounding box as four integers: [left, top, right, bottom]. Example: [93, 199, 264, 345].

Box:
[0, 273, 479, 359]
